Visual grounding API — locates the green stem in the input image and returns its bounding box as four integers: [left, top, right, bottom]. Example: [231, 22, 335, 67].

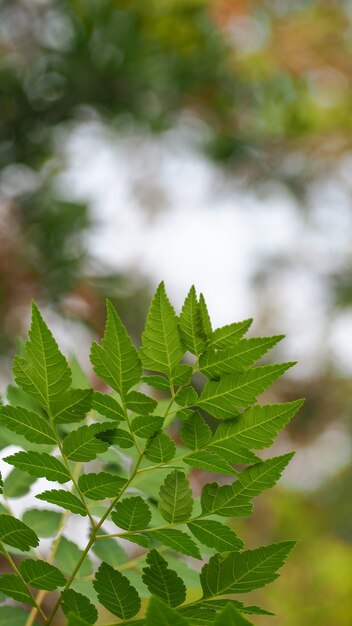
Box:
[0, 541, 48, 623]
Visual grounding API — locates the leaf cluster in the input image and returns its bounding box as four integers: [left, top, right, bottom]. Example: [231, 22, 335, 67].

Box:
[0, 283, 303, 625]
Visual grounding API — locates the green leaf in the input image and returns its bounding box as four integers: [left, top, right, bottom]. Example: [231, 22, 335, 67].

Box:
[201, 453, 294, 517]
[142, 550, 186, 607]
[151, 528, 201, 559]
[215, 400, 304, 451]
[110, 428, 134, 448]
[200, 541, 295, 596]
[198, 293, 212, 339]
[188, 520, 243, 552]
[0, 574, 34, 605]
[184, 451, 237, 475]
[141, 282, 184, 379]
[111, 496, 151, 531]
[208, 424, 263, 464]
[3, 468, 37, 498]
[179, 286, 206, 356]
[180, 412, 212, 449]
[145, 432, 176, 463]
[93, 561, 141, 619]
[0, 515, 39, 551]
[4, 451, 70, 483]
[214, 603, 255, 626]
[122, 533, 149, 548]
[126, 391, 157, 415]
[145, 596, 189, 626]
[61, 589, 98, 624]
[90, 300, 141, 398]
[62, 423, 117, 461]
[192, 599, 274, 617]
[131, 415, 164, 439]
[210, 319, 253, 349]
[0, 405, 56, 445]
[55, 537, 92, 577]
[0, 472, 2, 495]
[175, 387, 198, 407]
[67, 613, 91, 626]
[0, 606, 31, 626]
[78, 473, 127, 500]
[198, 363, 295, 419]
[199, 335, 284, 379]
[172, 364, 193, 386]
[159, 470, 193, 524]
[36, 490, 87, 516]
[92, 534, 126, 567]
[53, 389, 92, 424]
[20, 558, 66, 590]
[22, 509, 62, 537]
[92, 391, 124, 422]
[13, 302, 71, 414]
[142, 375, 170, 391]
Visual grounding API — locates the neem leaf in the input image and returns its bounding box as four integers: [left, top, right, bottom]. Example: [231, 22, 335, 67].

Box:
[62, 423, 117, 461]
[199, 335, 284, 379]
[111, 496, 151, 531]
[0, 515, 39, 551]
[55, 537, 92, 577]
[93, 561, 141, 619]
[142, 550, 186, 607]
[210, 319, 252, 349]
[90, 300, 141, 398]
[126, 390, 157, 415]
[200, 541, 295, 596]
[159, 470, 193, 524]
[20, 559, 66, 590]
[142, 375, 171, 391]
[188, 520, 243, 552]
[180, 411, 212, 450]
[22, 509, 62, 537]
[131, 415, 164, 439]
[0, 574, 35, 605]
[214, 603, 255, 626]
[197, 363, 295, 419]
[4, 451, 70, 483]
[3, 468, 37, 498]
[145, 432, 176, 463]
[179, 286, 206, 356]
[151, 528, 201, 559]
[175, 386, 198, 407]
[145, 596, 189, 626]
[141, 282, 184, 379]
[61, 589, 98, 624]
[0, 405, 56, 445]
[184, 451, 237, 476]
[36, 490, 87, 516]
[78, 473, 127, 500]
[92, 391, 125, 422]
[201, 453, 294, 517]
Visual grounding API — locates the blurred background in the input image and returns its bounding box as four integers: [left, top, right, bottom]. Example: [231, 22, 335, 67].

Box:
[0, 0, 352, 624]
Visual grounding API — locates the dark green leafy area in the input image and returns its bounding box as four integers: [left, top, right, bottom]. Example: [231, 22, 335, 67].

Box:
[0, 289, 301, 625]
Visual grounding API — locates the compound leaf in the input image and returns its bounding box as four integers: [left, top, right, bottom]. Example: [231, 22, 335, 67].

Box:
[20, 559, 66, 590]
[141, 282, 184, 379]
[90, 300, 141, 398]
[78, 473, 127, 500]
[0, 405, 55, 445]
[200, 541, 295, 596]
[198, 363, 295, 419]
[188, 520, 243, 552]
[36, 490, 87, 516]
[93, 561, 141, 619]
[159, 470, 193, 524]
[0, 515, 39, 551]
[142, 550, 186, 607]
[61, 589, 98, 624]
[112, 496, 151, 531]
[4, 451, 70, 484]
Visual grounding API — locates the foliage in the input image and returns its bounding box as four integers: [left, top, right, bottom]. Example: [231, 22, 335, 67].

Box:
[0, 283, 302, 624]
